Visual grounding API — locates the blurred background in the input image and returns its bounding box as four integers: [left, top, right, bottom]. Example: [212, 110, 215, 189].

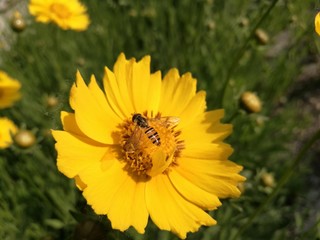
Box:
[0, 0, 319, 239]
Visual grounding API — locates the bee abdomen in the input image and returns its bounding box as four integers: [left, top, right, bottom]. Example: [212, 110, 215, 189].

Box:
[145, 127, 161, 146]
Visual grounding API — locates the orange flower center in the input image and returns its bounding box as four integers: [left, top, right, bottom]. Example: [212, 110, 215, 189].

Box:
[50, 3, 71, 19]
[120, 112, 184, 178]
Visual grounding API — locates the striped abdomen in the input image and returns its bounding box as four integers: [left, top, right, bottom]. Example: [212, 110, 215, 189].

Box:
[145, 127, 161, 146]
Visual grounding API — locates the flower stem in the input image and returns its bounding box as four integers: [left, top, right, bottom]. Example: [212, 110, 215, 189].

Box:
[219, 0, 280, 108]
[225, 110, 243, 123]
[232, 128, 320, 239]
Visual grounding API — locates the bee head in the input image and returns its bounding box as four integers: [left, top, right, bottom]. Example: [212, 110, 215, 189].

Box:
[132, 113, 142, 123]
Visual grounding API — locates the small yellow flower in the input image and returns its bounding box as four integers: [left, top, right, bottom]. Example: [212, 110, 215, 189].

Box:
[0, 117, 18, 149]
[29, 0, 90, 31]
[0, 71, 21, 109]
[315, 12, 320, 35]
[52, 53, 245, 239]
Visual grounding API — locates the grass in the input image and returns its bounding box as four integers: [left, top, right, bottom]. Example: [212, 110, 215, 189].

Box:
[0, 0, 319, 239]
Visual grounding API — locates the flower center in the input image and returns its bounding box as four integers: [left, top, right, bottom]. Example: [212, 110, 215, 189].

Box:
[120, 112, 184, 178]
[50, 3, 71, 19]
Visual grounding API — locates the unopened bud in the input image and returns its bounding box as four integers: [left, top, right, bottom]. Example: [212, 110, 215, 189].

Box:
[46, 95, 59, 108]
[261, 172, 275, 187]
[240, 91, 262, 113]
[255, 28, 269, 45]
[11, 11, 26, 33]
[14, 130, 36, 148]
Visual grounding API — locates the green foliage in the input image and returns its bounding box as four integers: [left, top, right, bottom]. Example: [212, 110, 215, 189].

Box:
[0, 0, 319, 239]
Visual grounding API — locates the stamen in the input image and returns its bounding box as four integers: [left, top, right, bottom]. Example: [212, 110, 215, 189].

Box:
[119, 113, 184, 177]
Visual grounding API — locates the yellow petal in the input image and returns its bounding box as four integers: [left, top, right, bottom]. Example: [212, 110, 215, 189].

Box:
[159, 70, 197, 116]
[145, 174, 216, 239]
[129, 55, 152, 113]
[168, 169, 222, 210]
[108, 176, 148, 234]
[80, 160, 124, 214]
[177, 91, 206, 129]
[182, 110, 232, 144]
[103, 66, 131, 119]
[182, 142, 233, 160]
[80, 160, 133, 218]
[60, 111, 83, 135]
[315, 12, 320, 36]
[177, 157, 245, 198]
[146, 71, 161, 115]
[0, 117, 18, 148]
[74, 175, 87, 190]
[147, 149, 172, 177]
[70, 71, 121, 144]
[52, 130, 108, 178]
[108, 53, 136, 116]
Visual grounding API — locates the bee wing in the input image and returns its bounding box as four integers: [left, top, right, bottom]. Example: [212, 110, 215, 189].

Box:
[123, 126, 143, 152]
[160, 116, 180, 127]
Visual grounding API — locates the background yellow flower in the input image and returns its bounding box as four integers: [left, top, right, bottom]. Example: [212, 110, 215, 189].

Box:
[52, 53, 245, 239]
[0, 117, 18, 149]
[29, 0, 90, 31]
[0, 71, 21, 109]
[315, 12, 320, 35]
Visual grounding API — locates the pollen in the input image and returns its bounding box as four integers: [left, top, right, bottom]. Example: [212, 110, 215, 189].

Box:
[120, 112, 184, 178]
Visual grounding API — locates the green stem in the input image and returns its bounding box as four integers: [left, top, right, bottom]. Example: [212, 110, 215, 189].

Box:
[225, 110, 242, 123]
[232, 129, 320, 239]
[219, 0, 280, 108]
[157, 231, 172, 240]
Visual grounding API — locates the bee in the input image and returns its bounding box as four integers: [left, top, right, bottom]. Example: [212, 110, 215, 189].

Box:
[124, 113, 180, 153]
[132, 113, 161, 145]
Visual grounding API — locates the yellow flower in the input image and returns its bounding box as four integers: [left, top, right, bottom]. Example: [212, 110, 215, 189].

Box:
[315, 12, 320, 35]
[0, 71, 21, 109]
[0, 117, 18, 149]
[52, 53, 245, 239]
[29, 0, 90, 31]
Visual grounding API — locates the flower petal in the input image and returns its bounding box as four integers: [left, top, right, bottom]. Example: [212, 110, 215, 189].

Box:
[182, 142, 233, 160]
[182, 110, 232, 143]
[70, 71, 121, 144]
[159, 70, 197, 117]
[145, 174, 216, 239]
[177, 91, 206, 129]
[80, 160, 149, 234]
[176, 157, 245, 198]
[146, 71, 161, 115]
[168, 169, 222, 210]
[103, 64, 132, 119]
[129, 55, 152, 113]
[52, 130, 108, 178]
[315, 12, 320, 36]
[60, 111, 83, 135]
[80, 160, 126, 215]
[108, 176, 148, 234]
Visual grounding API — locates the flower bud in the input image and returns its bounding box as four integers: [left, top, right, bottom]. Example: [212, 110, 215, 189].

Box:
[240, 91, 262, 113]
[11, 11, 26, 33]
[46, 95, 59, 108]
[261, 172, 275, 187]
[255, 28, 269, 45]
[239, 17, 249, 27]
[14, 130, 36, 148]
